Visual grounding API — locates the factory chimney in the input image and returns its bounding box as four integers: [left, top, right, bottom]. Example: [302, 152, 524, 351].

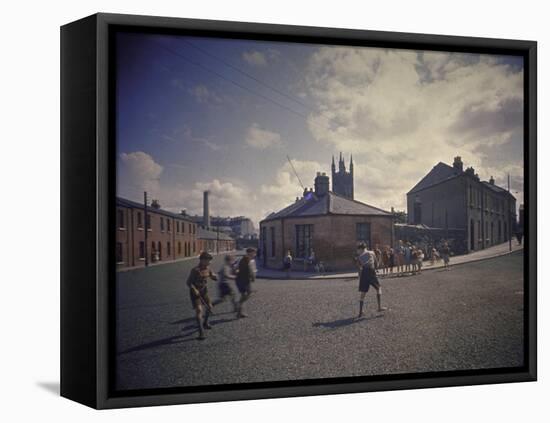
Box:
[203, 190, 210, 229]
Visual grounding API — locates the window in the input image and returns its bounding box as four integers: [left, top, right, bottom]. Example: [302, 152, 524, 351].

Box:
[356, 222, 371, 248]
[182, 221, 185, 233]
[116, 242, 123, 263]
[295, 224, 313, 258]
[478, 220, 481, 242]
[146, 214, 152, 230]
[270, 227, 276, 257]
[160, 217, 165, 232]
[177, 221, 180, 233]
[189, 223, 192, 233]
[167, 220, 171, 232]
[139, 241, 145, 259]
[117, 209, 125, 229]
[137, 212, 142, 228]
[413, 197, 422, 224]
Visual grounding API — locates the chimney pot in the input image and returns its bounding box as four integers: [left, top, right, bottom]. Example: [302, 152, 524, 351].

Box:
[453, 156, 464, 172]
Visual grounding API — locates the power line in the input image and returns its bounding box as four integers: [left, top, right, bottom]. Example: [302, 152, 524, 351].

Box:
[181, 39, 316, 113]
[181, 39, 348, 134]
[157, 41, 314, 124]
[156, 40, 367, 160]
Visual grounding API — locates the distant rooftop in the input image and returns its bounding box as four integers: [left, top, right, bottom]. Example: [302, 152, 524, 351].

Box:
[261, 191, 391, 223]
[116, 196, 194, 222]
[197, 226, 234, 241]
[408, 160, 515, 199]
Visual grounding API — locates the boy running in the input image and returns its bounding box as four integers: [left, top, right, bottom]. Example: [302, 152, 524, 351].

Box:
[212, 255, 238, 311]
[186, 252, 217, 340]
[356, 242, 387, 318]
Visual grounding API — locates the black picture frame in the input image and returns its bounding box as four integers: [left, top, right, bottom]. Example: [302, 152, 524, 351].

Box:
[61, 12, 537, 409]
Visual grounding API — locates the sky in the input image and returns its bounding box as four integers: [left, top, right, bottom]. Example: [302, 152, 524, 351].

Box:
[116, 31, 525, 229]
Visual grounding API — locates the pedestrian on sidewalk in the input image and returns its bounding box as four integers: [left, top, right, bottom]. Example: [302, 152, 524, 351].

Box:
[213, 255, 238, 311]
[416, 248, 424, 274]
[356, 242, 387, 318]
[404, 242, 412, 275]
[186, 252, 217, 340]
[441, 242, 451, 270]
[389, 248, 395, 274]
[235, 248, 257, 318]
[410, 246, 418, 274]
[395, 240, 405, 276]
[382, 247, 390, 275]
[374, 245, 382, 271]
[305, 248, 316, 272]
[283, 249, 293, 279]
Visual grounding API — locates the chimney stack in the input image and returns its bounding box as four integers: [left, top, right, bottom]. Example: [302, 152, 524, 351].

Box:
[489, 176, 495, 185]
[453, 156, 464, 172]
[203, 191, 210, 228]
[314, 172, 330, 197]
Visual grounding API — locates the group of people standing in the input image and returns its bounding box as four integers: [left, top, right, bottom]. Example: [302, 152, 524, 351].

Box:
[372, 240, 451, 276]
[185, 248, 257, 340]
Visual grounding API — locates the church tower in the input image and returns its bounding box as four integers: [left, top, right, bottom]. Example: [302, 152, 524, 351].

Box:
[331, 152, 354, 200]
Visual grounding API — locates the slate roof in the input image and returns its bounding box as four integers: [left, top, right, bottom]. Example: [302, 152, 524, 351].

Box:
[116, 196, 194, 221]
[407, 162, 461, 195]
[197, 227, 234, 241]
[407, 161, 516, 200]
[261, 191, 391, 223]
[481, 181, 507, 194]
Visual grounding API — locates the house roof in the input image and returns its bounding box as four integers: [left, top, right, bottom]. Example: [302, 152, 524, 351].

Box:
[116, 196, 194, 222]
[407, 162, 516, 201]
[407, 162, 461, 195]
[481, 181, 507, 194]
[261, 191, 391, 223]
[197, 227, 234, 241]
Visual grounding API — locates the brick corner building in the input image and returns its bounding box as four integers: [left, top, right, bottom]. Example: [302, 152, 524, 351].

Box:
[259, 157, 394, 271]
[407, 156, 517, 253]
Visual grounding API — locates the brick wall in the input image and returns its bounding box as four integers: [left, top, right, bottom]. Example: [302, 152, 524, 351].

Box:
[260, 214, 393, 271]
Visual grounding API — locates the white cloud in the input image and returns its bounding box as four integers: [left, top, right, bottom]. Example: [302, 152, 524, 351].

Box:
[245, 123, 282, 149]
[117, 151, 163, 200]
[242, 49, 279, 67]
[243, 50, 267, 66]
[304, 47, 524, 210]
[188, 84, 223, 104]
[259, 159, 323, 216]
[163, 124, 223, 152]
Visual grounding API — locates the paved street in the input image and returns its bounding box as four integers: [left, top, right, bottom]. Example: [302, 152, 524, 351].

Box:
[116, 251, 524, 391]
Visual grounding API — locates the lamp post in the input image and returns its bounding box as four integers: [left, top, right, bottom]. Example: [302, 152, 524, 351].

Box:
[144, 191, 149, 267]
[508, 174, 512, 251]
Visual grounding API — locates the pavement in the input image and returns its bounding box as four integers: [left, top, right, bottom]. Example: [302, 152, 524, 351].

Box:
[115, 251, 524, 391]
[256, 241, 524, 280]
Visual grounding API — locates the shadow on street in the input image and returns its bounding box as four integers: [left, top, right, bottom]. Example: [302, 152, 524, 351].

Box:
[313, 314, 383, 329]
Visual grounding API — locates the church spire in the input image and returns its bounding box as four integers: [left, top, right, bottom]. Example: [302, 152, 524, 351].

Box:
[350, 154, 354, 173]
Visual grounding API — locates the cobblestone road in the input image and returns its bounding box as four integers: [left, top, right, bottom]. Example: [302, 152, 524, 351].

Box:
[115, 252, 524, 391]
